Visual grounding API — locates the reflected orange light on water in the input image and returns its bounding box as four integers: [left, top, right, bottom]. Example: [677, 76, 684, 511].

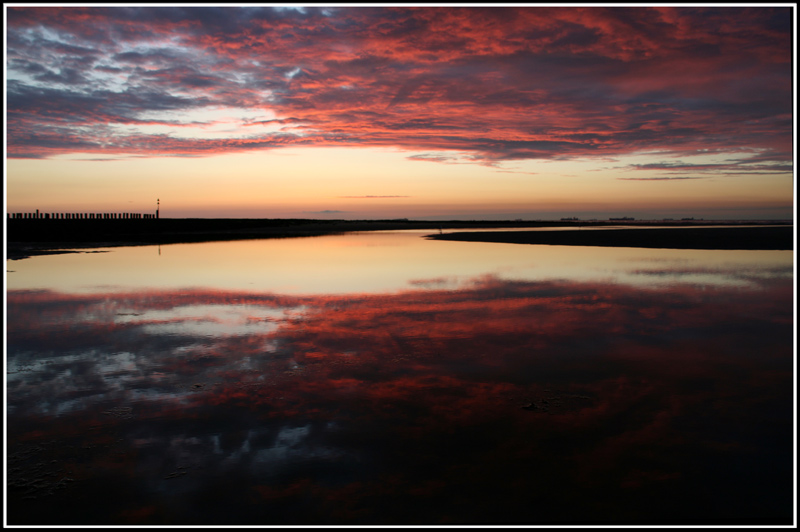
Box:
[6, 230, 792, 294]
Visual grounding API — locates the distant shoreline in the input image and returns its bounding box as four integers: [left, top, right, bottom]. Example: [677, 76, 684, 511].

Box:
[6, 218, 794, 259]
[428, 226, 794, 251]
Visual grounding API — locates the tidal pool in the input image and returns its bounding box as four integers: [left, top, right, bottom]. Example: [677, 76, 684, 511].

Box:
[5, 230, 795, 525]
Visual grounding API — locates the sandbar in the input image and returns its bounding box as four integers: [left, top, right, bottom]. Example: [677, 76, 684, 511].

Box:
[428, 226, 794, 250]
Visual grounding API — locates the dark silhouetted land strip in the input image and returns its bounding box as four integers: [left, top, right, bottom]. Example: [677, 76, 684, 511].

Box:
[428, 226, 794, 250]
[6, 218, 793, 259]
[6, 218, 574, 259]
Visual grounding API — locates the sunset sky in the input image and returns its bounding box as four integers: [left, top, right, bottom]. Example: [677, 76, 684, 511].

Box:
[4, 5, 795, 220]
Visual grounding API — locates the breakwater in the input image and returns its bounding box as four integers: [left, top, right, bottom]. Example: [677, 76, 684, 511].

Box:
[8, 210, 155, 219]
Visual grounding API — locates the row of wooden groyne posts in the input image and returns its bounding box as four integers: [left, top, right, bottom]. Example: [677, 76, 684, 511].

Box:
[8, 210, 158, 220]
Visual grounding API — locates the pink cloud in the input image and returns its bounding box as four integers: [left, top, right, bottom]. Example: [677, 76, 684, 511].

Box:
[5, 7, 792, 169]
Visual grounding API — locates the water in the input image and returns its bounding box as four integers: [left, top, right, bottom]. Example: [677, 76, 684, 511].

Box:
[5, 230, 795, 525]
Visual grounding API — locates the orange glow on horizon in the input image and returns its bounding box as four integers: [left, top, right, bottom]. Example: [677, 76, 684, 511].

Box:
[5, 7, 794, 220]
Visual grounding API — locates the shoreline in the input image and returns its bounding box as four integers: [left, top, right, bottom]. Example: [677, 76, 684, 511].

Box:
[6, 219, 794, 259]
[428, 226, 794, 251]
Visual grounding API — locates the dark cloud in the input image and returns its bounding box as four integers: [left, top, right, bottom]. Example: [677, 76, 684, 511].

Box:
[113, 50, 180, 65]
[407, 153, 460, 164]
[622, 156, 793, 180]
[617, 176, 707, 181]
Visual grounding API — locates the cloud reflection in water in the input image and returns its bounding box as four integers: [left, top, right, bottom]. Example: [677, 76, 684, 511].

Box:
[6, 270, 794, 525]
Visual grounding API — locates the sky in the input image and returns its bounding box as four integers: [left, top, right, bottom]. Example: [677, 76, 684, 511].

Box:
[4, 4, 795, 220]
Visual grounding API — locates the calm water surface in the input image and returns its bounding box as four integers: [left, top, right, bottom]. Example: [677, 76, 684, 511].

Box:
[6, 230, 795, 525]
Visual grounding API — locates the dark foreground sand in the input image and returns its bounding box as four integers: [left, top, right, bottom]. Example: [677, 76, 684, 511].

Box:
[429, 226, 794, 250]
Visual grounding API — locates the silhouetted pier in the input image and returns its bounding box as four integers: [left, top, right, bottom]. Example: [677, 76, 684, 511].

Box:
[7, 208, 162, 247]
[8, 210, 156, 220]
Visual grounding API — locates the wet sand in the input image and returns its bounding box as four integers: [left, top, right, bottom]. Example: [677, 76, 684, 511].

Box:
[429, 226, 794, 250]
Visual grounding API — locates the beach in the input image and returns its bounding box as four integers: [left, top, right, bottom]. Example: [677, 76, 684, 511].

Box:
[428, 226, 794, 251]
[6, 219, 794, 260]
[5, 218, 542, 259]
